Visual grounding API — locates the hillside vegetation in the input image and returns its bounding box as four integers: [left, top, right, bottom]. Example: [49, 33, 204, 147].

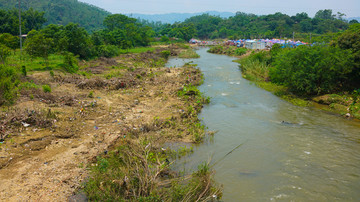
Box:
[0, 0, 110, 32]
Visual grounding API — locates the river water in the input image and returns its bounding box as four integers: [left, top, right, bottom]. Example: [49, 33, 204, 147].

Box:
[166, 48, 360, 201]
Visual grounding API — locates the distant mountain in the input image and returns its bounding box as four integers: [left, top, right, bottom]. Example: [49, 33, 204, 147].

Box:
[0, 0, 111, 32]
[127, 11, 235, 24]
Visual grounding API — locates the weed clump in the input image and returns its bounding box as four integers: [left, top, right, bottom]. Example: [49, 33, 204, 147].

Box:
[0, 64, 20, 105]
[84, 140, 222, 201]
[42, 85, 51, 93]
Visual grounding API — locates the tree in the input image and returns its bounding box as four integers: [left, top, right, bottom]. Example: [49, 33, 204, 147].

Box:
[0, 8, 46, 35]
[104, 14, 137, 31]
[349, 19, 359, 24]
[270, 45, 355, 95]
[57, 23, 92, 59]
[315, 9, 335, 20]
[22, 8, 46, 32]
[0, 44, 11, 64]
[101, 14, 151, 49]
[25, 31, 53, 63]
[0, 33, 18, 51]
[333, 24, 360, 88]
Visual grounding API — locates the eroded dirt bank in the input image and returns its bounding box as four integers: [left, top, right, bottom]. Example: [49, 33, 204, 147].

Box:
[0, 46, 207, 201]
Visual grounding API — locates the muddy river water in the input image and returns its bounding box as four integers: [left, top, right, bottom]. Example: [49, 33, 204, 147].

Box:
[166, 48, 360, 201]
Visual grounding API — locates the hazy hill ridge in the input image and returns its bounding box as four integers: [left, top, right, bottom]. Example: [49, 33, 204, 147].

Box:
[127, 11, 235, 24]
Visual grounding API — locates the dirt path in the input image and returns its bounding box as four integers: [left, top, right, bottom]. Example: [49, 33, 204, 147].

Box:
[0, 49, 200, 201]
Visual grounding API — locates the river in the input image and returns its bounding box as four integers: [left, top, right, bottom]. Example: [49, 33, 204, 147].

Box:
[166, 48, 360, 201]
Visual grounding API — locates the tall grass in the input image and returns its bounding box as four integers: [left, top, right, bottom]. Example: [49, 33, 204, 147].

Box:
[237, 51, 270, 82]
[179, 49, 200, 59]
[84, 140, 222, 201]
[7, 51, 65, 72]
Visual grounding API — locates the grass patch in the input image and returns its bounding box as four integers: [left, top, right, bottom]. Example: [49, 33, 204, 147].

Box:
[7, 51, 64, 72]
[179, 49, 200, 59]
[119, 47, 156, 54]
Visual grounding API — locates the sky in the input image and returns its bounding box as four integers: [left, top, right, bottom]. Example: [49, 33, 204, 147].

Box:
[79, 0, 360, 17]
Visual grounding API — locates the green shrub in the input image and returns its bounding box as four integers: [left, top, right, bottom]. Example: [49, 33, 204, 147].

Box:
[160, 36, 170, 43]
[179, 49, 200, 58]
[270, 45, 354, 95]
[88, 91, 94, 98]
[42, 85, 51, 93]
[62, 52, 79, 73]
[0, 65, 19, 105]
[96, 45, 121, 58]
[0, 44, 11, 64]
[234, 48, 247, 56]
[20, 65, 27, 76]
[160, 50, 171, 59]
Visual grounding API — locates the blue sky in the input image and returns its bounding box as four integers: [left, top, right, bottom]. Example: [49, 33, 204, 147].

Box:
[79, 0, 360, 17]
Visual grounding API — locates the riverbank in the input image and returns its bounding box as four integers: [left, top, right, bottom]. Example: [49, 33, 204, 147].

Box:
[234, 54, 360, 119]
[0, 45, 221, 201]
[207, 45, 360, 119]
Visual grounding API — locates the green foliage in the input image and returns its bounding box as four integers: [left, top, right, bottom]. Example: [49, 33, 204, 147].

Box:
[88, 91, 94, 98]
[61, 52, 78, 73]
[42, 85, 51, 93]
[59, 23, 92, 59]
[101, 14, 152, 49]
[238, 51, 271, 81]
[0, 0, 110, 33]
[178, 49, 200, 58]
[119, 47, 156, 54]
[270, 45, 355, 95]
[154, 10, 349, 40]
[0, 8, 46, 35]
[332, 24, 360, 88]
[234, 48, 247, 56]
[25, 31, 53, 62]
[96, 45, 120, 58]
[0, 33, 18, 50]
[84, 142, 221, 201]
[0, 64, 19, 105]
[0, 44, 11, 64]
[160, 50, 171, 59]
[21, 66, 26, 77]
[160, 35, 170, 43]
[208, 45, 248, 56]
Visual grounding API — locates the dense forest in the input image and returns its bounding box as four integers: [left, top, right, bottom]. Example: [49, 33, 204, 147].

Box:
[146, 9, 358, 40]
[0, 0, 110, 32]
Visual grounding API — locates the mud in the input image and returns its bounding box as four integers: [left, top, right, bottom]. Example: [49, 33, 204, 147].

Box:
[0, 46, 200, 201]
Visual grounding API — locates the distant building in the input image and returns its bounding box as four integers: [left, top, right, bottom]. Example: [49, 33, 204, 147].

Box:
[245, 40, 266, 50]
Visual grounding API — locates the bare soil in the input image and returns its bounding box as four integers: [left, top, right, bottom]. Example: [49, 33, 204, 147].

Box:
[0, 47, 202, 201]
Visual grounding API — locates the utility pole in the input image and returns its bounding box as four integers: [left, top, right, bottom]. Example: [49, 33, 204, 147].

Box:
[293, 32, 294, 41]
[19, 0, 22, 53]
[310, 32, 312, 45]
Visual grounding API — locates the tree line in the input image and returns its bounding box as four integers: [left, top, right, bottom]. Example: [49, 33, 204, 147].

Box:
[238, 24, 360, 96]
[0, 12, 152, 62]
[145, 9, 358, 40]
